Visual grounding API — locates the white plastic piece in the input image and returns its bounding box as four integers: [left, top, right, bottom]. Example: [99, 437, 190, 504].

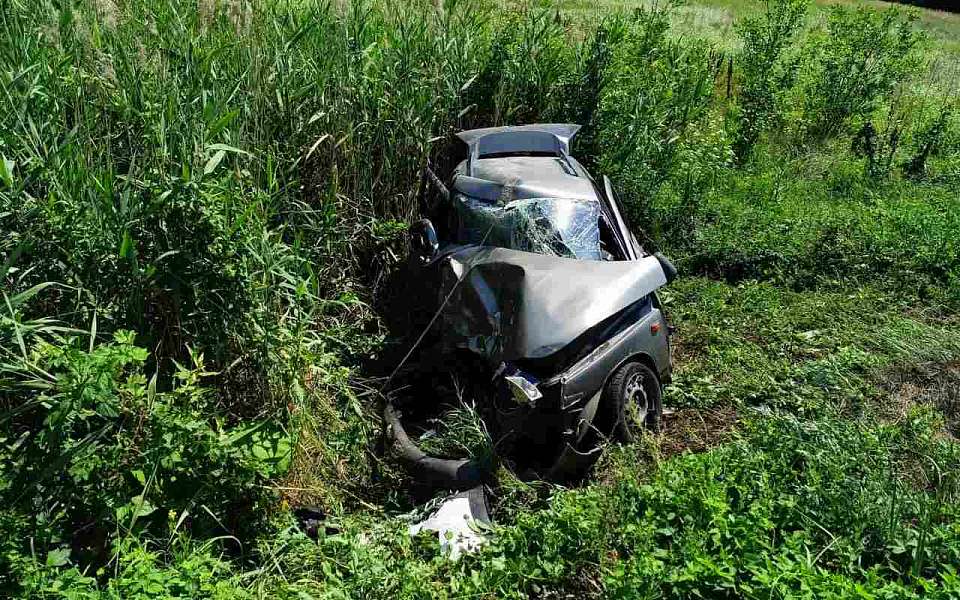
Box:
[408, 496, 488, 560]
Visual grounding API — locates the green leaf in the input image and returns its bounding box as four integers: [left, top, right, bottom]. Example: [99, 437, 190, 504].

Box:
[129, 495, 158, 519]
[305, 134, 331, 160]
[147, 372, 157, 407]
[227, 420, 292, 477]
[208, 110, 239, 138]
[46, 547, 71, 567]
[206, 143, 252, 157]
[88, 312, 97, 354]
[131, 469, 146, 485]
[97, 400, 119, 418]
[0, 157, 13, 188]
[203, 149, 227, 175]
[119, 230, 135, 261]
[7, 282, 56, 310]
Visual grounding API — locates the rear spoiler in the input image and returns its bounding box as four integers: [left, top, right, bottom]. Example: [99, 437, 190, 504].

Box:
[456, 124, 582, 176]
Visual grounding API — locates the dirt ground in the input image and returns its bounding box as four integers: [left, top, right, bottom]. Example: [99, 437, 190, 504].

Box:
[880, 361, 960, 438]
[659, 404, 740, 457]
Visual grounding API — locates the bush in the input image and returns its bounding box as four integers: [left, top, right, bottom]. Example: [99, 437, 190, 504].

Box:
[605, 414, 960, 598]
[794, 6, 927, 137]
[905, 101, 959, 179]
[595, 7, 718, 232]
[11, 536, 249, 599]
[245, 411, 960, 599]
[0, 330, 286, 591]
[733, 0, 809, 162]
[676, 151, 960, 301]
[463, 9, 577, 128]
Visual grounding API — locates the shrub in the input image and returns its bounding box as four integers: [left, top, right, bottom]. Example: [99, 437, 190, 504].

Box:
[905, 101, 958, 179]
[732, 0, 809, 162]
[605, 414, 960, 598]
[247, 411, 960, 599]
[463, 9, 576, 128]
[851, 106, 907, 180]
[0, 330, 285, 590]
[678, 156, 960, 300]
[560, 16, 630, 168]
[795, 6, 927, 137]
[595, 7, 717, 231]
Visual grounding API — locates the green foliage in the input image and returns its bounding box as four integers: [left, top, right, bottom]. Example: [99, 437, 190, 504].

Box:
[417, 401, 497, 471]
[13, 536, 248, 599]
[905, 101, 959, 179]
[464, 9, 577, 127]
[240, 411, 960, 599]
[604, 414, 960, 598]
[794, 6, 928, 136]
[669, 145, 960, 302]
[663, 278, 960, 412]
[0, 0, 492, 382]
[0, 331, 283, 591]
[733, 0, 809, 161]
[596, 6, 720, 232]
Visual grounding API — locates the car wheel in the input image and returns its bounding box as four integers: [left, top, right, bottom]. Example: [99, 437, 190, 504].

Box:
[604, 361, 662, 442]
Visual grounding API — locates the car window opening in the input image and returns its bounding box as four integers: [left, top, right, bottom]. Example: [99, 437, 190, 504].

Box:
[453, 194, 606, 260]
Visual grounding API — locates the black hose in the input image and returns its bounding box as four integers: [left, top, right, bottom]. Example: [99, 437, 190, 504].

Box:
[383, 402, 487, 490]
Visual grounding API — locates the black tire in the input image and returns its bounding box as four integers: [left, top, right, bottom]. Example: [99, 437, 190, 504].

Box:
[603, 361, 662, 442]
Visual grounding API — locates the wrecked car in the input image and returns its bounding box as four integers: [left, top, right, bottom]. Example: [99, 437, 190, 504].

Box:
[393, 123, 677, 480]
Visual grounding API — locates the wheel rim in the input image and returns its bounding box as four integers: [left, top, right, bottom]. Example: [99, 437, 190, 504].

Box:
[622, 370, 649, 435]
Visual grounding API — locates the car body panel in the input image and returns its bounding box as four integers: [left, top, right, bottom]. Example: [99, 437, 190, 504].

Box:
[552, 307, 671, 404]
[456, 124, 582, 157]
[429, 245, 668, 363]
[452, 157, 599, 202]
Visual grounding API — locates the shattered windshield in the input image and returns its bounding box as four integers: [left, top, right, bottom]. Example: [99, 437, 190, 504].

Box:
[454, 195, 602, 260]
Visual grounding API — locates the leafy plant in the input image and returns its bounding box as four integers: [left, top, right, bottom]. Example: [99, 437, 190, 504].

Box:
[796, 6, 927, 136]
[0, 330, 283, 589]
[596, 6, 717, 231]
[733, 0, 809, 162]
[905, 102, 958, 179]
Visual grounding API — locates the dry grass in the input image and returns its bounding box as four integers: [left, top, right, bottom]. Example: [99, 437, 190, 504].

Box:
[881, 361, 960, 437]
[659, 405, 740, 456]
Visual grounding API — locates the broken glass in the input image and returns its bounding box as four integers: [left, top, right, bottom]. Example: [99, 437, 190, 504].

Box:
[453, 194, 602, 260]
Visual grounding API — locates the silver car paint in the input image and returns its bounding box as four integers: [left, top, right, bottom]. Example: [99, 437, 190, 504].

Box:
[433, 245, 668, 363]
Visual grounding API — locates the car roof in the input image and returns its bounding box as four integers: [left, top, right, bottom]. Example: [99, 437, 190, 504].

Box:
[451, 124, 601, 203]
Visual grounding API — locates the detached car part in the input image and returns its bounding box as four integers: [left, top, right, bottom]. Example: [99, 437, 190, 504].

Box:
[383, 402, 486, 490]
[408, 485, 491, 561]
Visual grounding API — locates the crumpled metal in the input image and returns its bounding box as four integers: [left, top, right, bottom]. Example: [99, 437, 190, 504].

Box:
[433, 246, 668, 363]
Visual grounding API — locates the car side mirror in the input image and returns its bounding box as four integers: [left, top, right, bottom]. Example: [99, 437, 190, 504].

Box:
[654, 252, 678, 284]
[409, 219, 439, 263]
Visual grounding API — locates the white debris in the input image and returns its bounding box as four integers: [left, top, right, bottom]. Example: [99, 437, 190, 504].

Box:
[408, 489, 490, 560]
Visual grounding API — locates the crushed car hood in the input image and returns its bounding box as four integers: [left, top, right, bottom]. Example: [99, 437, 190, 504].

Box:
[434, 246, 667, 363]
